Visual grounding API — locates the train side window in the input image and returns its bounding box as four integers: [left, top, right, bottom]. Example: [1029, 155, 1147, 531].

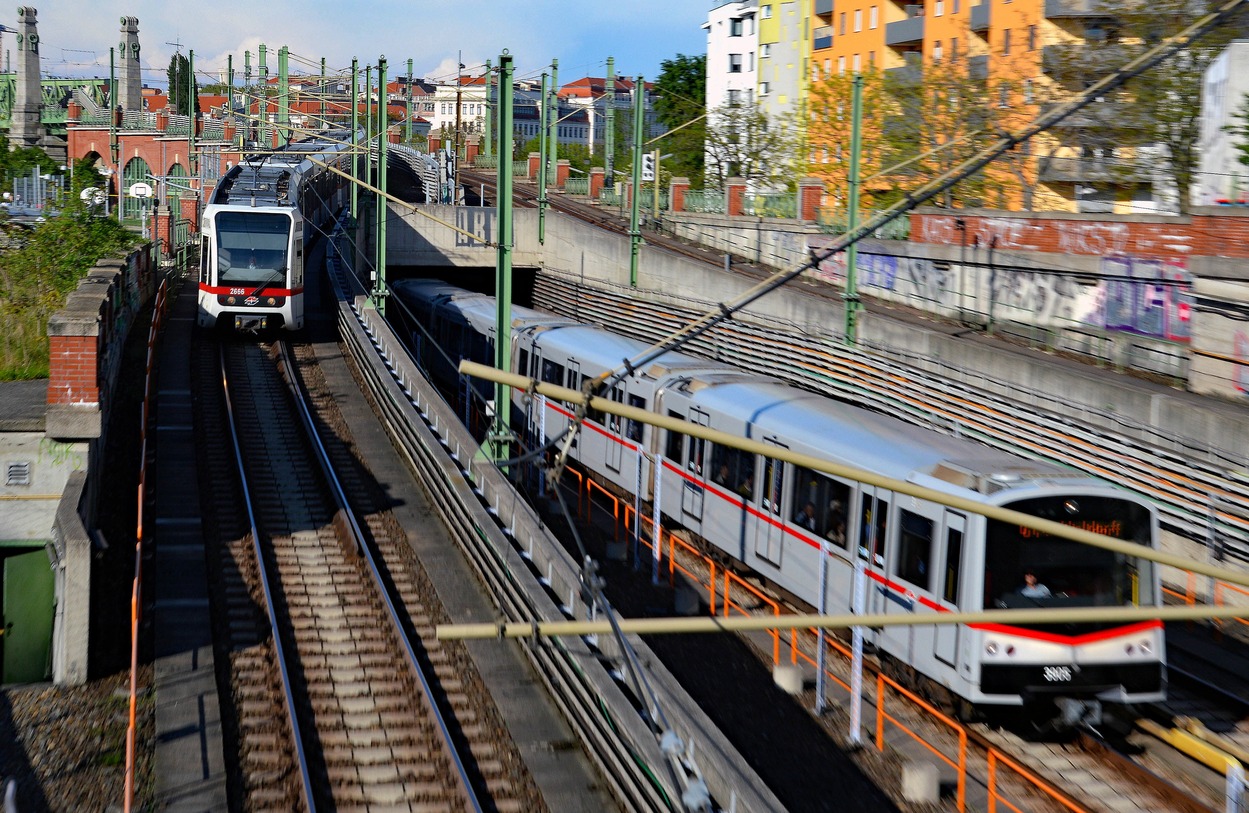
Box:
[541, 359, 565, 386]
[761, 457, 784, 515]
[858, 494, 888, 566]
[895, 510, 933, 590]
[792, 467, 850, 546]
[200, 236, 210, 284]
[944, 526, 963, 604]
[686, 432, 705, 476]
[626, 394, 646, 442]
[665, 412, 684, 461]
[711, 444, 755, 502]
[518, 348, 530, 378]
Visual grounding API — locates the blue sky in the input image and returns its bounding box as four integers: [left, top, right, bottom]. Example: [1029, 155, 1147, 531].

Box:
[35, 1, 708, 88]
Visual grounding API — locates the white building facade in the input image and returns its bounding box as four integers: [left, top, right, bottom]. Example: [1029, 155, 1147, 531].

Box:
[1196, 40, 1249, 206]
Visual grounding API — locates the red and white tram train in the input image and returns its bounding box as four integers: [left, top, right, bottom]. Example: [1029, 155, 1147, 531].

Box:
[198, 133, 352, 331]
[392, 279, 1166, 725]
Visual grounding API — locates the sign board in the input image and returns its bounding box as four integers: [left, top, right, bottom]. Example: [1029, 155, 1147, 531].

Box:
[128, 182, 153, 198]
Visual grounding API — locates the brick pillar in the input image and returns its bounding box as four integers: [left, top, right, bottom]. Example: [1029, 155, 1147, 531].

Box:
[223, 122, 236, 143]
[556, 159, 570, 190]
[67, 101, 81, 122]
[156, 112, 169, 132]
[465, 135, 479, 164]
[726, 177, 746, 217]
[798, 177, 824, 222]
[155, 204, 172, 250]
[179, 195, 199, 234]
[428, 135, 441, 152]
[589, 167, 604, 199]
[624, 180, 633, 207]
[669, 177, 689, 213]
[528, 151, 540, 179]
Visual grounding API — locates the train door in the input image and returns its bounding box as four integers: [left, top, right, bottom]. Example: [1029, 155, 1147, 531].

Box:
[565, 360, 581, 457]
[933, 511, 966, 668]
[605, 383, 625, 474]
[290, 219, 304, 328]
[754, 439, 788, 568]
[529, 345, 545, 442]
[680, 409, 709, 522]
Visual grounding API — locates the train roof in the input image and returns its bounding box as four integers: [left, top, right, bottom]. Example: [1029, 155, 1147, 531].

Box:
[687, 378, 1091, 499]
[210, 132, 349, 207]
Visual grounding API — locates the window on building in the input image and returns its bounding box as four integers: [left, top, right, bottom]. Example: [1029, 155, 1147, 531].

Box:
[953, 0, 960, 10]
[762, 3, 772, 18]
[935, 0, 944, 15]
[1024, 78, 1034, 104]
[838, 55, 846, 73]
[748, 51, 755, 72]
[731, 18, 743, 36]
[761, 43, 771, 58]
[951, 37, 958, 59]
[854, 9, 862, 31]
[933, 41, 943, 61]
[1028, 25, 1038, 50]
[998, 83, 1010, 107]
[727, 89, 741, 106]
[1003, 28, 1011, 55]
[870, 5, 878, 28]
[825, 58, 831, 74]
[869, 51, 875, 67]
[729, 53, 742, 73]
[852, 53, 861, 71]
[839, 12, 846, 35]
[760, 81, 770, 96]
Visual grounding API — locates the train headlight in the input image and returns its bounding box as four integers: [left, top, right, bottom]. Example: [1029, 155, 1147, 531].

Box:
[226, 296, 236, 305]
[1139, 640, 1152, 655]
[985, 642, 999, 655]
[266, 297, 276, 306]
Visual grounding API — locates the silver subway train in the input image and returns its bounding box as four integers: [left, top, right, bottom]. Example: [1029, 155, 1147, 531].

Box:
[198, 132, 352, 331]
[392, 278, 1166, 725]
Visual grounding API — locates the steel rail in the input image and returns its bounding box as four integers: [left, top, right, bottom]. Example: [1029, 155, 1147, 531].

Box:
[275, 341, 483, 813]
[218, 346, 315, 811]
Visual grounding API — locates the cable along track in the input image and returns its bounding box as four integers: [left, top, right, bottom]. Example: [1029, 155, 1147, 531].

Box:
[207, 338, 490, 810]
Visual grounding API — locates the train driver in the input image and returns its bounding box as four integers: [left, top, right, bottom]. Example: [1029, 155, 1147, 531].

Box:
[1019, 570, 1052, 598]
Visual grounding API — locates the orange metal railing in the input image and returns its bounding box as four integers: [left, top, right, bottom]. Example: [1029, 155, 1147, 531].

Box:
[124, 278, 169, 813]
[874, 672, 969, 812]
[1214, 580, 1249, 628]
[987, 748, 1089, 813]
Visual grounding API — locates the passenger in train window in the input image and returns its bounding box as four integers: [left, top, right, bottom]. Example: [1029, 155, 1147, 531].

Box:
[714, 463, 732, 488]
[1019, 570, 1052, 598]
[826, 500, 847, 545]
[794, 502, 818, 531]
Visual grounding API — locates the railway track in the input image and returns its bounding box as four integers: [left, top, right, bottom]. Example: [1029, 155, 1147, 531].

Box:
[194, 336, 542, 811]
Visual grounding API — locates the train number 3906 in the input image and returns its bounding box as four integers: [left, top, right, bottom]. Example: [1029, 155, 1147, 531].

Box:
[1043, 666, 1073, 682]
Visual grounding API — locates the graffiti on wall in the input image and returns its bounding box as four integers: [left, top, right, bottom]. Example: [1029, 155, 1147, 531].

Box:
[806, 235, 1192, 342]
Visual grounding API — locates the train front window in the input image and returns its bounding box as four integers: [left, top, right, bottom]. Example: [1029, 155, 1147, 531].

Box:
[214, 211, 291, 287]
[984, 495, 1153, 630]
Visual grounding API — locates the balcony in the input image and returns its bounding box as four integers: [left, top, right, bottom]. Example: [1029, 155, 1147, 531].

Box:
[1041, 42, 1130, 79]
[815, 0, 833, 15]
[970, 2, 989, 33]
[814, 25, 833, 51]
[885, 9, 924, 47]
[884, 51, 923, 89]
[1044, 0, 1115, 18]
[968, 54, 988, 82]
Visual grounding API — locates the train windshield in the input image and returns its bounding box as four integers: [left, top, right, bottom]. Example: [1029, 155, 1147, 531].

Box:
[984, 495, 1153, 632]
[213, 211, 291, 288]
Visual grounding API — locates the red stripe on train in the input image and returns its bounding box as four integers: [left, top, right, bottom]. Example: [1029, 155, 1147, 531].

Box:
[199, 283, 301, 296]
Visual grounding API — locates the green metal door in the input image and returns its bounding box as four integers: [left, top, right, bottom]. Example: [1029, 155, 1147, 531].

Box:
[3, 549, 54, 683]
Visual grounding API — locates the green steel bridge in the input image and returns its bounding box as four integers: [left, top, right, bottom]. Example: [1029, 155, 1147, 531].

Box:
[0, 73, 111, 135]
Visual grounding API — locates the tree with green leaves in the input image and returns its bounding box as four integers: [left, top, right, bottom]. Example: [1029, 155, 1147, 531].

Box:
[0, 196, 140, 379]
[652, 54, 706, 187]
[167, 53, 200, 117]
[703, 102, 799, 191]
